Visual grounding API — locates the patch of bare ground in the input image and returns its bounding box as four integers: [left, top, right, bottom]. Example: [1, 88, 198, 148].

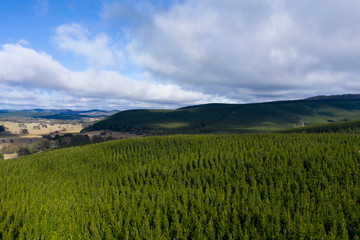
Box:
[3, 153, 17, 160]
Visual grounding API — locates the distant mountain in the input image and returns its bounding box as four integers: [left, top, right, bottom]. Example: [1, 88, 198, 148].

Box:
[0, 109, 118, 120]
[83, 97, 360, 134]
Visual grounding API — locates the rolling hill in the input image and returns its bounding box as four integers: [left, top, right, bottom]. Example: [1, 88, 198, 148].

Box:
[282, 120, 360, 133]
[83, 95, 360, 134]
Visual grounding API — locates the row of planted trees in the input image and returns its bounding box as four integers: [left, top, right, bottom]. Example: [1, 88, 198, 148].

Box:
[1, 133, 360, 238]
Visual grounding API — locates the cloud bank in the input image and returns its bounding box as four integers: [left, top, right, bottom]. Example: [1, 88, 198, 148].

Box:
[127, 0, 360, 102]
[2, 0, 360, 109]
[0, 43, 229, 109]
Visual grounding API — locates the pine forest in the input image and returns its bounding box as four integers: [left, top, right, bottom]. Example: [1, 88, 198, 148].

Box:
[1, 133, 360, 239]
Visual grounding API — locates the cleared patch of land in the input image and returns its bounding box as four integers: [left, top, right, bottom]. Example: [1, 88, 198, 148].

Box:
[0, 120, 83, 137]
[0, 119, 140, 160]
[0, 120, 82, 159]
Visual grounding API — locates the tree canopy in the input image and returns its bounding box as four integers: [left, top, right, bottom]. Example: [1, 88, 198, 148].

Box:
[1, 134, 360, 238]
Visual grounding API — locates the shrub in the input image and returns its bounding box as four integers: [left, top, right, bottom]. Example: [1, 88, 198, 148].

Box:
[1, 145, 16, 154]
[106, 136, 115, 141]
[27, 140, 51, 153]
[92, 135, 104, 143]
[21, 129, 29, 135]
[70, 134, 91, 146]
[17, 146, 30, 156]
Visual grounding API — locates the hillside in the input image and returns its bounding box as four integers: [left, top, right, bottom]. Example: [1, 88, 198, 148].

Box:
[282, 120, 360, 133]
[83, 98, 360, 134]
[1, 134, 360, 238]
[305, 94, 360, 101]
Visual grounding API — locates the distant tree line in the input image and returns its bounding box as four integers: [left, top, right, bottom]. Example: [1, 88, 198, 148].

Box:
[42, 133, 115, 147]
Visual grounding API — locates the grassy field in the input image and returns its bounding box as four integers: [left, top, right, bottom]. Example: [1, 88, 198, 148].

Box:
[1, 133, 360, 239]
[0, 120, 83, 137]
[84, 99, 360, 134]
[0, 120, 140, 160]
[0, 120, 83, 159]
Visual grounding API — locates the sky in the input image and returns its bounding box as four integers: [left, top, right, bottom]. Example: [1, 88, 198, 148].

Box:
[1, 0, 360, 110]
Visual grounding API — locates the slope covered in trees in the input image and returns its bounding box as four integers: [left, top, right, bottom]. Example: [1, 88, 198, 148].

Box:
[283, 120, 360, 133]
[1, 134, 360, 239]
[305, 94, 360, 101]
[83, 99, 360, 134]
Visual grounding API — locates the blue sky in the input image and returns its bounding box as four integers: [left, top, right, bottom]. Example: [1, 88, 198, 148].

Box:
[1, 0, 360, 110]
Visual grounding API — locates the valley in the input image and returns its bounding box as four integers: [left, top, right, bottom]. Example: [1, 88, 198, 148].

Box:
[1, 95, 360, 238]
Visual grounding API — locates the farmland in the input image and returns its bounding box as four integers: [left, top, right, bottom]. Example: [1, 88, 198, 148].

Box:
[0, 119, 83, 159]
[0, 118, 139, 160]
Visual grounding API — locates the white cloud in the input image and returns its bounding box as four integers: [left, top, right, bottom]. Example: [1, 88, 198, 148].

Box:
[5, 1, 360, 110]
[0, 43, 231, 109]
[126, 0, 360, 102]
[52, 23, 120, 68]
[0, 44, 67, 89]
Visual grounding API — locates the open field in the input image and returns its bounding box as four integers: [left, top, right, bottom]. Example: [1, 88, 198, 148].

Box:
[0, 120, 83, 137]
[0, 120, 83, 159]
[0, 120, 140, 159]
